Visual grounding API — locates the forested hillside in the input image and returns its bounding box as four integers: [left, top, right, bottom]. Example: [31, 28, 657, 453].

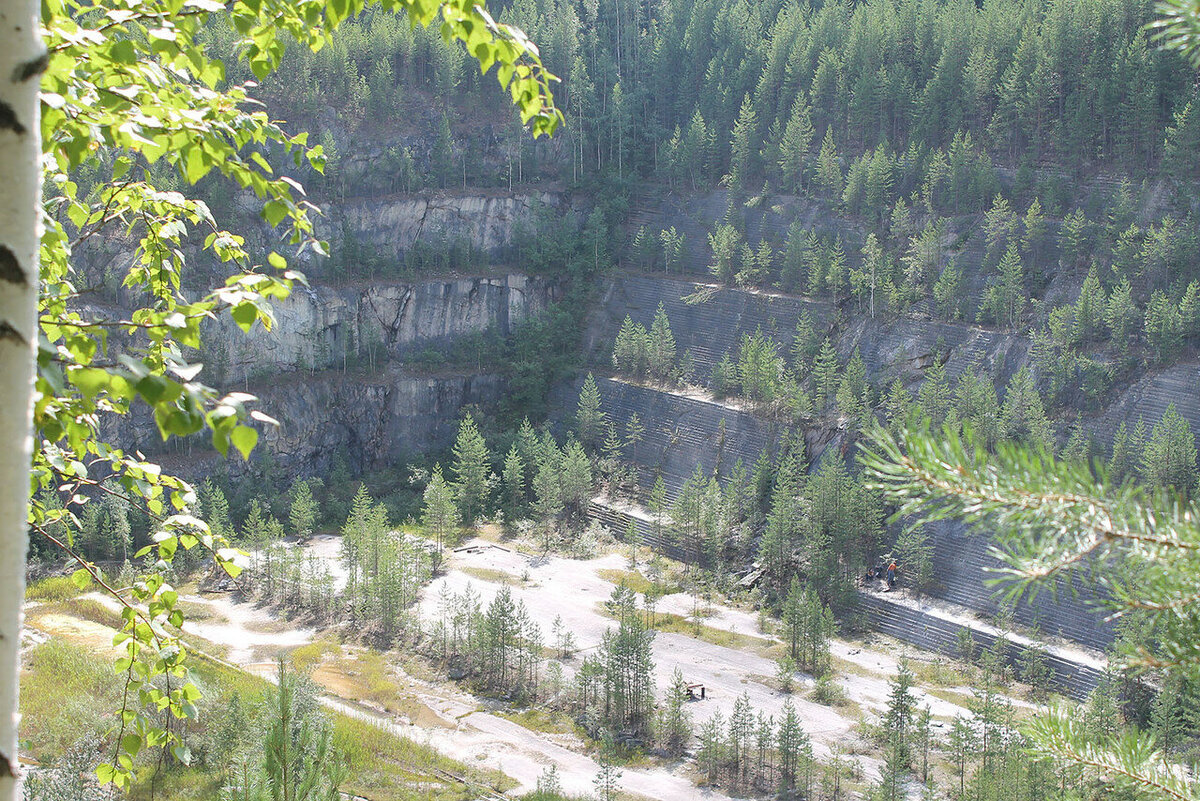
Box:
[21, 0, 1200, 799]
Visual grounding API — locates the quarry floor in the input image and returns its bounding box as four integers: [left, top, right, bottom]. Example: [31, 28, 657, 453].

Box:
[29, 534, 1050, 799]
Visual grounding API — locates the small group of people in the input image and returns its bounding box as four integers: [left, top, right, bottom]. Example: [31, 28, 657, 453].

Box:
[864, 559, 899, 590]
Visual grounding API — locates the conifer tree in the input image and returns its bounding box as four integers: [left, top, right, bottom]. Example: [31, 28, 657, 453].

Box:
[423, 465, 459, 564]
[660, 227, 685, 274]
[1106, 278, 1140, 354]
[1140, 403, 1198, 495]
[575, 373, 607, 448]
[1022, 197, 1048, 263]
[1060, 208, 1091, 270]
[811, 339, 840, 410]
[778, 96, 815, 193]
[881, 660, 916, 801]
[954, 371, 1001, 449]
[815, 129, 843, 197]
[979, 245, 1028, 329]
[728, 94, 759, 193]
[612, 315, 649, 376]
[532, 460, 563, 547]
[917, 361, 952, 429]
[660, 667, 693, 755]
[288, 479, 319, 540]
[933, 259, 964, 321]
[884, 379, 915, 436]
[451, 414, 491, 525]
[1073, 266, 1107, 343]
[777, 699, 812, 797]
[501, 446, 527, 519]
[647, 302, 678, 382]
[708, 223, 743, 286]
[1000, 368, 1053, 452]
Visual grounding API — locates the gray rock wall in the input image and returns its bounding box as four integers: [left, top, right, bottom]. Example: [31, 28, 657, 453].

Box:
[335, 191, 558, 259]
[206, 273, 559, 384]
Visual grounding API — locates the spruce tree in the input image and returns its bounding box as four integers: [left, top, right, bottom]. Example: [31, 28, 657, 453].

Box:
[1140, 403, 1198, 495]
[778, 96, 815, 193]
[575, 373, 607, 448]
[917, 361, 952, 428]
[501, 445, 526, 519]
[451, 414, 491, 525]
[647, 302, 677, 382]
[811, 339, 840, 410]
[1000, 368, 1053, 451]
[612, 315, 649, 376]
[423, 465, 459, 563]
[288, 479, 319, 540]
[728, 94, 759, 193]
[815, 129, 843, 197]
[708, 223, 743, 286]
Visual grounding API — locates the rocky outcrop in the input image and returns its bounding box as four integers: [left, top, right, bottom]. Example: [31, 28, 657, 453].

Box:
[335, 191, 559, 259]
[255, 368, 505, 475]
[110, 367, 505, 478]
[205, 273, 559, 384]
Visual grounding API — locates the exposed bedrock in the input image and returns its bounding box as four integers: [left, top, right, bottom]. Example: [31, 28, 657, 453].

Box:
[334, 190, 560, 260]
[109, 368, 505, 479]
[205, 273, 559, 385]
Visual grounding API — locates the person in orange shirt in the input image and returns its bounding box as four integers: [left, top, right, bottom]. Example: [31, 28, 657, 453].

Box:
[886, 560, 898, 589]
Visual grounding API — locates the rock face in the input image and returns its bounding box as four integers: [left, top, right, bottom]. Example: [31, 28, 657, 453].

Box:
[256, 368, 506, 475]
[206, 274, 559, 384]
[335, 191, 558, 259]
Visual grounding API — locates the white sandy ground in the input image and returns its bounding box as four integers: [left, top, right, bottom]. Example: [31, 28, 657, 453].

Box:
[72, 536, 1054, 796]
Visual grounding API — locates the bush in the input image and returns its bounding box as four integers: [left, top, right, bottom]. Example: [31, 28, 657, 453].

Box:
[810, 675, 847, 706]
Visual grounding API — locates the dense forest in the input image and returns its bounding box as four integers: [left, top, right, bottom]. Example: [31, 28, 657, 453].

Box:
[19, 0, 1200, 800]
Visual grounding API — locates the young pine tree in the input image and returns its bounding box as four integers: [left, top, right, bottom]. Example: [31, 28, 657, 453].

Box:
[451, 414, 491, 525]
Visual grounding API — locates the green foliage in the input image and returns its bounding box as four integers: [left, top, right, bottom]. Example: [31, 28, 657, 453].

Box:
[862, 417, 1200, 796]
[288, 479, 319, 540]
[451, 414, 492, 525]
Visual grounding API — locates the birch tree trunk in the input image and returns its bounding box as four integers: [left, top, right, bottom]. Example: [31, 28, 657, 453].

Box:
[0, 0, 43, 794]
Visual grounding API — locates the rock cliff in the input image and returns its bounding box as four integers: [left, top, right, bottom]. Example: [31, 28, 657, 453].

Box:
[206, 273, 558, 385]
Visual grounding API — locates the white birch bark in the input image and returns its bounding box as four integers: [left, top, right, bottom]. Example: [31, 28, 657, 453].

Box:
[0, 0, 43, 794]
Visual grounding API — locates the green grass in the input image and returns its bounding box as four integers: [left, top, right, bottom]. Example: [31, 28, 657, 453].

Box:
[646, 611, 773, 652]
[25, 575, 86, 602]
[499, 707, 584, 738]
[597, 568, 659, 595]
[24, 600, 506, 801]
[20, 639, 122, 762]
[289, 636, 342, 673]
[460, 565, 516, 585]
[57, 597, 125, 629]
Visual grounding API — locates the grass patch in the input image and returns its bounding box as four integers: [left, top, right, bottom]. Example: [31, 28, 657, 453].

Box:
[175, 599, 224, 623]
[646, 611, 772, 652]
[20, 639, 122, 762]
[460, 566, 516, 585]
[810, 676, 850, 707]
[310, 650, 449, 728]
[290, 636, 342, 674]
[60, 597, 124, 629]
[908, 657, 973, 688]
[25, 575, 86, 602]
[499, 707, 584, 738]
[597, 568, 661, 595]
[335, 713, 515, 801]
